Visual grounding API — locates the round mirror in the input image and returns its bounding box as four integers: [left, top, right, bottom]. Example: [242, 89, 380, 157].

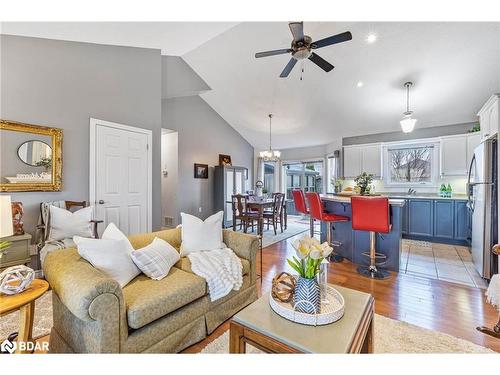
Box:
[17, 140, 52, 168]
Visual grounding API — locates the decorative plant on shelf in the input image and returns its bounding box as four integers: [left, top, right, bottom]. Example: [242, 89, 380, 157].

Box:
[468, 122, 480, 133]
[287, 235, 333, 314]
[354, 172, 374, 195]
[330, 177, 344, 193]
[34, 156, 52, 172]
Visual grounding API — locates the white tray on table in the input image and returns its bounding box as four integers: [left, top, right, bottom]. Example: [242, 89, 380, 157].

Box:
[269, 285, 345, 326]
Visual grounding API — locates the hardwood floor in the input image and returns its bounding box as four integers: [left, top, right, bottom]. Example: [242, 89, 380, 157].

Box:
[36, 232, 500, 353]
[185, 233, 500, 353]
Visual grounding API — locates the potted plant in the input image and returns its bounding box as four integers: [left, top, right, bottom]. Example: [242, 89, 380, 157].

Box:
[331, 177, 344, 193]
[287, 236, 333, 314]
[354, 172, 374, 195]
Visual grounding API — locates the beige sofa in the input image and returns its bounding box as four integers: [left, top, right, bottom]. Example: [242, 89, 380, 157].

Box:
[43, 227, 259, 353]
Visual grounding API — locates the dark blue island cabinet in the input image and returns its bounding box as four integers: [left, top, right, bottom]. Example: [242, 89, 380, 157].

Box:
[319, 196, 404, 272]
[402, 198, 470, 245]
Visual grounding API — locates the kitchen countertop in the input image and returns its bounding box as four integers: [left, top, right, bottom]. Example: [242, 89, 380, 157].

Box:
[320, 194, 406, 207]
[380, 192, 468, 200]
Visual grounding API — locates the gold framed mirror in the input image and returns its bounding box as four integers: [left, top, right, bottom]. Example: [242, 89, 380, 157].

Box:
[1, 119, 63, 192]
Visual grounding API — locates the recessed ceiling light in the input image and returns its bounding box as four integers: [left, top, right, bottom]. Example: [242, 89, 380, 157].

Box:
[357, 81, 364, 88]
[366, 33, 377, 44]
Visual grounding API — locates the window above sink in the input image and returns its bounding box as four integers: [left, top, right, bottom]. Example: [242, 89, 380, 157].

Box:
[382, 140, 440, 188]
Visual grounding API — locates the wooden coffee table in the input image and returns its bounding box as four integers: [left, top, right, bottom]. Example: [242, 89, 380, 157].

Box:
[0, 279, 49, 354]
[230, 285, 374, 353]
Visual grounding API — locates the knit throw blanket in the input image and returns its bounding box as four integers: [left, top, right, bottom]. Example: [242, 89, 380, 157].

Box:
[187, 248, 243, 302]
[486, 274, 500, 311]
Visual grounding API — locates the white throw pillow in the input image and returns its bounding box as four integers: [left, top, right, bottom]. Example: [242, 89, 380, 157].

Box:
[180, 211, 224, 256]
[102, 222, 135, 254]
[131, 237, 180, 280]
[48, 206, 93, 241]
[74, 236, 140, 287]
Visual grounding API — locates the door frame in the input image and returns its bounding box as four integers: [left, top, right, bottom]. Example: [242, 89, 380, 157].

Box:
[89, 117, 153, 232]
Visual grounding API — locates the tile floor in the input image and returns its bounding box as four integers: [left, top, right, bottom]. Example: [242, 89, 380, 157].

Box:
[400, 239, 488, 289]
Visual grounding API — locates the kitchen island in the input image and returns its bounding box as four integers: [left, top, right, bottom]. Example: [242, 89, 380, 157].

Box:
[319, 194, 406, 272]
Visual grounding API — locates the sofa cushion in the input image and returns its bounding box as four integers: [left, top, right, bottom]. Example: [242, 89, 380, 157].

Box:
[123, 268, 206, 329]
[175, 256, 250, 276]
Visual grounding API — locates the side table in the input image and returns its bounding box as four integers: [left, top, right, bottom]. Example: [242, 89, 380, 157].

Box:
[0, 279, 49, 354]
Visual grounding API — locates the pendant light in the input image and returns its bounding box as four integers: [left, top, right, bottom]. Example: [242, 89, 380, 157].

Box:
[400, 81, 417, 133]
[259, 114, 281, 162]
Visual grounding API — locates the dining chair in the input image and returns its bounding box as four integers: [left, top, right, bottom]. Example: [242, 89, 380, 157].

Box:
[231, 194, 258, 233]
[264, 193, 285, 235]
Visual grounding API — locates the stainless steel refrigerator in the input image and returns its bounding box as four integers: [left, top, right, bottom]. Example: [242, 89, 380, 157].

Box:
[467, 136, 498, 279]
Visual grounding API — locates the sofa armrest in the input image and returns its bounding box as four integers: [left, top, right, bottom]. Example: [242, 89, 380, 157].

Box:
[223, 230, 260, 283]
[43, 248, 125, 322]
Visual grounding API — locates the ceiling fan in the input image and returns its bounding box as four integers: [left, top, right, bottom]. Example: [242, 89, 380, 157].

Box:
[255, 22, 352, 78]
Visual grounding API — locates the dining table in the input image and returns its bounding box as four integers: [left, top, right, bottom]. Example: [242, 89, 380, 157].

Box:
[246, 199, 274, 236]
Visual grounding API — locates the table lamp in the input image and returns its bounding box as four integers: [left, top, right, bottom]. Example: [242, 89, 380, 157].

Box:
[0, 195, 13, 258]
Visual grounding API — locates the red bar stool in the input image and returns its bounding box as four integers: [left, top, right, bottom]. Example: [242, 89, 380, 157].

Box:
[291, 189, 314, 237]
[306, 192, 349, 263]
[351, 196, 391, 280]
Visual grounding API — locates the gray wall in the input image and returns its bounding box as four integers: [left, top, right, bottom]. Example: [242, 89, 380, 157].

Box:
[161, 56, 210, 99]
[0, 35, 162, 238]
[343, 122, 476, 145]
[162, 95, 254, 222]
[161, 130, 178, 227]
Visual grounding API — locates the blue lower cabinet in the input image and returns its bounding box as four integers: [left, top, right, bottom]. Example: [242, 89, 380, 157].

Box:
[403, 198, 470, 245]
[407, 199, 433, 237]
[454, 200, 470, 242]
[433, 200, 454, 239]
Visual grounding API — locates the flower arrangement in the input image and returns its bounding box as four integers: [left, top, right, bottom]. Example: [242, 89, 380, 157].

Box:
[287, 236, 333, 279]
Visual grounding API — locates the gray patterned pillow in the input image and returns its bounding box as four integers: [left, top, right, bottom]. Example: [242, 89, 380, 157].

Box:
[131, 237, 180, 280]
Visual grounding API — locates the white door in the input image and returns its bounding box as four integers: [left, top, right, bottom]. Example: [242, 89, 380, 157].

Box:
[90, 118, 152, 236]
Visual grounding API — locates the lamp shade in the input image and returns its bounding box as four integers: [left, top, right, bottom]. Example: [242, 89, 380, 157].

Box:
[400, 116, 417, 133]
[0, 196, 13, 238]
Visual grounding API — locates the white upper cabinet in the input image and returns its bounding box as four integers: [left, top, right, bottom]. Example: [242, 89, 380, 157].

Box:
[478, 94, 499, 141]
[361, 144, 382, 178]
[466, 132, 481, 170]
[343, 144, 381, 178]
[343, 146, 361, 178]
[440, 134, 467, 176]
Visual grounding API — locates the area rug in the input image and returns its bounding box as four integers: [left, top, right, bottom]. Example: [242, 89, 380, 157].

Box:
[235, 217, 310, 248]
[1, 291, 494, 353]
[0, 291, 53, 341]
[201, 314, 495, 354]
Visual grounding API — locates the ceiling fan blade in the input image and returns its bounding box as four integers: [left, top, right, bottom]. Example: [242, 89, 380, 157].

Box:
[308, 53, 334, 72]
[289, 22, 304, 41]
[311, 31, 352, 49]
[255, 48, 292, 58]
[280, 58, 298, 78]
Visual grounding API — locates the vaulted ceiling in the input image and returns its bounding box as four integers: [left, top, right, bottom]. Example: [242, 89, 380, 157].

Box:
[3, 22, 500, 150]
[184, 22, 500, 150]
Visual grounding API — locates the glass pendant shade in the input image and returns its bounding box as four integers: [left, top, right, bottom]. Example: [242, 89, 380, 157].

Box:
[400, 112, 417, 133]
[400, 82, 417, 133]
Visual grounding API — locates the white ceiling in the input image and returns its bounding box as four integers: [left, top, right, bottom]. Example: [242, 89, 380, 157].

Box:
[184, 22, 500, 149]
[0, 22, 238, 55]
[2, 22, 499, 150]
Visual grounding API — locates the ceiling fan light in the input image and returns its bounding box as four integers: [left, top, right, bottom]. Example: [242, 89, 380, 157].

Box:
[400, 115, 417, 133]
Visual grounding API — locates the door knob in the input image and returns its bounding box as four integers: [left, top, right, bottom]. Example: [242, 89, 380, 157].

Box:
[98, 200, 105, 205]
